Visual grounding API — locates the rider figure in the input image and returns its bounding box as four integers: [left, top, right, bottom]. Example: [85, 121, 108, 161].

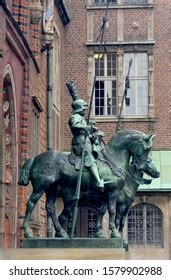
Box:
[67, 81, 104, 191]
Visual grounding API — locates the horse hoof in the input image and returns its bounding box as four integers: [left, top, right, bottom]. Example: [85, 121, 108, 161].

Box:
[24, 232, 35, 238]
[95, 230, 105, 238]
[110, 231, 121, 239]
[55, 231, 69, 238]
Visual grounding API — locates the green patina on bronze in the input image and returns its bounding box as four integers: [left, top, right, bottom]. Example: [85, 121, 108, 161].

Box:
[18, 126, 159, 239]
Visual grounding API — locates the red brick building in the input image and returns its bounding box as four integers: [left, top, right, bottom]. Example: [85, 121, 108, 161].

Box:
[0, 0, 69, 248]
[0, 0, 171, 259]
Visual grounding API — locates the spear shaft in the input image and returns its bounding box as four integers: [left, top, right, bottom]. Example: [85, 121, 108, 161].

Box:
[70, 1, 110, 238]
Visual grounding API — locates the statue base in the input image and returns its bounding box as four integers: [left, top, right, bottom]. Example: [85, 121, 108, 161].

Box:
[22, 237, 123, 249]
[1, 238, 126, 260]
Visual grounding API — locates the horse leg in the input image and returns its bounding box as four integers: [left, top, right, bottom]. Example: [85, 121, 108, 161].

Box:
[115, 210, 121, 231]
[108, 196, 121, 238]
[119, 205, 130, 235]
[95, 203, 107, 238]
[45, 187, 69, 238]
[23, 191, 44, 238]
[58, 200, 75, 229]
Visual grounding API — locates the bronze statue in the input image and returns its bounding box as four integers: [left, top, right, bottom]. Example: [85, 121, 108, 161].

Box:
[67, 81, 104, 191]
[18, 128, 159, 239]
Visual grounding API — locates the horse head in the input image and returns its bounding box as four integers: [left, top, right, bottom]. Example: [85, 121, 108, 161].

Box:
[129, 133, 156, 171]
[107, 130, 156, 171]
[129, 157, 160, 185]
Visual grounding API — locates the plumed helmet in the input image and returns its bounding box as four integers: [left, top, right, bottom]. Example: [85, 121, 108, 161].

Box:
[72, 99, 88, 113]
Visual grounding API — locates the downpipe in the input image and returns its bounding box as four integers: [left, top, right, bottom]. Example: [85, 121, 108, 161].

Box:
[47, 44, 53, 237]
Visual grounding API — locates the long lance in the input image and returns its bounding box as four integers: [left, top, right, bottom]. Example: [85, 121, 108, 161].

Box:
[70, 1, 110, 238]
[70, 70, 99, 238]
[116, 58, 133, 133]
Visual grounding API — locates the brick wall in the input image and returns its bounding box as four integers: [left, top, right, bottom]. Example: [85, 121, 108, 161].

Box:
[153, 0, 170, 148]
[62, 0, 171, 150]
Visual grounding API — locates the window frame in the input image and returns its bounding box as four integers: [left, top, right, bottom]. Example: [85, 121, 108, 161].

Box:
[31, 96, 43, 157]
[127, 203, 164, 247]
[123, 52, 149, 117]
[93, 53, 118, 117]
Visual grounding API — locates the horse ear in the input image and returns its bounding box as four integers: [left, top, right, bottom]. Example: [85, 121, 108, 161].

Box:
[145, 134, 156, 142]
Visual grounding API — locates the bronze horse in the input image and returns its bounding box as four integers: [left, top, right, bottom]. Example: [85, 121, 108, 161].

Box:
[115, 157, 160, 235]
[18, 130, 156, 239]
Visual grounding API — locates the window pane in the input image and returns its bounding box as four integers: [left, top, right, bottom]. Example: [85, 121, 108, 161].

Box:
[124, 80, 136, 115]
[124, 53, 135, 77]
[95, 55, 104, 76]
[137, 79, 148, 115]
[123, 0, 148, 4]
[106, 80, 116, 115]
[107, 53, 116, 76]
[137, 53, 148, 76]
[95, 80, 104, 115]
[94, 0, 116, 3]
[32, 107, 39, 157]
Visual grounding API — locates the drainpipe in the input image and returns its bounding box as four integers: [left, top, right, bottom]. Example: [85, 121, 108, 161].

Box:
[46, 44, 53, 237]
[47, 44, 53, 150]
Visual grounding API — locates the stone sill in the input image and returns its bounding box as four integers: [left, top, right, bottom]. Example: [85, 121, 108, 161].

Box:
[86, 5, 154, 10]
[86, 41, 155, 46]
[90, 116, 156, 123]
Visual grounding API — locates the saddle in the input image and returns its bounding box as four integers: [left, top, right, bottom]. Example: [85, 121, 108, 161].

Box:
[68, 148, 126, 177]
[68, 152, 83, 170]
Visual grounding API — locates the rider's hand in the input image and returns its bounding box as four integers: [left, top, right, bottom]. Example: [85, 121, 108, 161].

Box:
[91, 125, 97, 132]
[85, 125, 92, 132]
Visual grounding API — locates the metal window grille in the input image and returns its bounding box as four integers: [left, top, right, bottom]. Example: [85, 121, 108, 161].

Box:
[64, 206, 98, 238]
[128, 203, 164, 246]
[87, 208, 98, 238]
[94, 53, 117, 116]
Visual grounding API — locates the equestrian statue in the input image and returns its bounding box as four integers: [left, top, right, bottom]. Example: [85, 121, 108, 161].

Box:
[18, 81, 160, 239]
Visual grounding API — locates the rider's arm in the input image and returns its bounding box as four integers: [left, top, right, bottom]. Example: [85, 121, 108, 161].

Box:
[69, 115, 91, 132]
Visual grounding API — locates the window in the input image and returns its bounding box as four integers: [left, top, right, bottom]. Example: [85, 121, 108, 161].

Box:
[123, 0, 148, 4]
[32, 105, 39, 157]
[94, 0, 116, 3]
[124, 53, 148, 116]
[94, 53, 117, 116]
[31, 97, 43, 157]
[128, 203, 164, 246]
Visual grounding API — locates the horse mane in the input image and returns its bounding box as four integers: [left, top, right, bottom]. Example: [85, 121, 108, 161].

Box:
[107, 129, 145, 150]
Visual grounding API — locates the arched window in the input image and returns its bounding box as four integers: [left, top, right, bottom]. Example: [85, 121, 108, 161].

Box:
[128, 203, 164, 246]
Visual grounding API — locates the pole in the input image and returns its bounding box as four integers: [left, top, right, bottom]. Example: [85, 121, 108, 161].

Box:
[47, 44, 53, 150]
[47, 44, 53, 237]
[70, 0, 110, 238]
[116, 58, 133, 133]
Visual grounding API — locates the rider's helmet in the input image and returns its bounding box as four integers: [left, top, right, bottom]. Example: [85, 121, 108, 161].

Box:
[72, 99, 88, 113]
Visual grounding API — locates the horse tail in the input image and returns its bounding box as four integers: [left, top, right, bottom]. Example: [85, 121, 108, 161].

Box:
[18, 159, 33, 186]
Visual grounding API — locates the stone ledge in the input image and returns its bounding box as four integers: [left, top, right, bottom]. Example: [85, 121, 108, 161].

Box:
[0, 248, 126, 260]
[22, 238, 123, 249]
